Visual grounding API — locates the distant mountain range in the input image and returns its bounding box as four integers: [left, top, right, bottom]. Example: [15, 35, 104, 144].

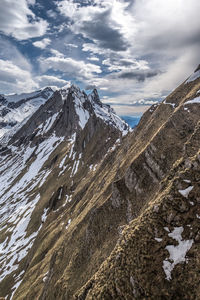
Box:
[0, 65, 200, 300]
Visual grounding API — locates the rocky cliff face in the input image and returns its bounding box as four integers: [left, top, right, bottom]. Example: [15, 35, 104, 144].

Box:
[0, 66, 200, 300]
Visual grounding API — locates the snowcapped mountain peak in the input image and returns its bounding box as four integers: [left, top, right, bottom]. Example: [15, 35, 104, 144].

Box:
[69, 83, 82, 93]
[0, 85, 129, 148]
[52, 86, 129, 136]
[0, 87, 54, 140]
[0, 84, 129, 296]
[3, 87, 54, 103]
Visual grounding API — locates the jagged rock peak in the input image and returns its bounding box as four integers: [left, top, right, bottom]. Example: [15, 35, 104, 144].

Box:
[54, 85, 129, 136]
[0, 84, 129, 146]
[88, 88, 102, 105]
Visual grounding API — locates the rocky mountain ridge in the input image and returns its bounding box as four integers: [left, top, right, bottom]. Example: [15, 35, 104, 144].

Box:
[0, 87, 54, 140]
[76, 66, 200, 299]
[0, 66, 200, 299]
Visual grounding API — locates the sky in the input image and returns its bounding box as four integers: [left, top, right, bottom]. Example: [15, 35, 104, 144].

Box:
[0, 0, 200, 115]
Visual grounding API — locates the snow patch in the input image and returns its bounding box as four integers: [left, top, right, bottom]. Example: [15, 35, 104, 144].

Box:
[10, 270, 25, 300]
[178, 186, 193, 198]
[89, 164, 98, 172]
[42, 271, 48, 283]
[64, 195, 72, 205]
[0, 134, 63, 283]
[92, 102, 129, 135]
[184, 96, 200, 105]
[74, 95, 89, 129]
[163, 227, 193, 280]
[163, 99, 176, 108]
[66, 219, 71, 230]
[41, 208, 48, 223]
[37, 112, 59, 136]
[183, 179, 191, 183]
[155, 237, 162, 242]
[68, 133, 76, 158]
[186, 69, 200, 83]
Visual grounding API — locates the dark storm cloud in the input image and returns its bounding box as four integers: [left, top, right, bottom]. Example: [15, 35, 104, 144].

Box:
[79, 10, 129, 51]
[106, 56, 138, 67]
[119, 59, 136, 67]
[124, 0, 135, 10]
[85, 84, 96, 90]
[117, 70, 159, 81]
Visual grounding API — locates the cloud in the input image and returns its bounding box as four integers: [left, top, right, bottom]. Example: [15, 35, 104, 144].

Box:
[57, 0, 130, 51]
[87, 56, 99, 62]
[102, 56, 149, 72]
[36, 75, 69, 88]
[0, 57, 70, 94]
[116, 69, 159, 81]
[50, 49, 64, 58]
[39, 50, 102, 80]
[27, 0, 36, 5]
[33, 38, 51, 49]
[83, 0, 200, 106]
[131, 0, 200, 55]
[0, 59, 38, 93]
[0, 0, 200, 114]
[0, 0, 48, 40]
[56, 0, 79, 19]
[85, 84, 97, 90]
[46, 9, 57, 19]
[82, 43, 107, 55]
[110, 104, 150, 116]
[123, 0, 200, 98]
[65, 43, 78, 48]
[0, 37, 32, 71]
[77, 10, 129, 51]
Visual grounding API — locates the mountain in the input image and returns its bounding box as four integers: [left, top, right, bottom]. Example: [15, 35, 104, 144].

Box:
[0, 87, 54, 142]
[76, 67, 200, 299]
[0, 66, 200, 300]
[0, 85, 128, 299]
